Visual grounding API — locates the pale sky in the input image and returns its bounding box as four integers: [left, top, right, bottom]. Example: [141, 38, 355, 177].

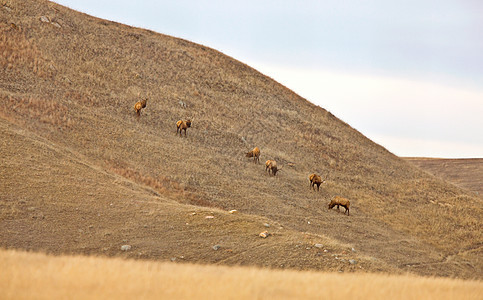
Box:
[53, 0, 483, 158]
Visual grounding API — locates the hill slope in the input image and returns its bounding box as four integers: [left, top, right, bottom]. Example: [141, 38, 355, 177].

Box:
[1, 0, 481, 279]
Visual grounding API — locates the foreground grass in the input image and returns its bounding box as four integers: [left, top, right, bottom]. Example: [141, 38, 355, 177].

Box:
[1, 249, 481, 300]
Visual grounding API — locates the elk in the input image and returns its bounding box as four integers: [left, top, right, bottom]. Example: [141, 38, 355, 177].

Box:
[176, 119, 192, 137]
[134, 98, 147, 116]
[265, 160, 282, 176]
[308, 173, 328, 191]
[246, 147, 260, 164]
[328, 196, 350, 216]
[265, 160, 274, 174]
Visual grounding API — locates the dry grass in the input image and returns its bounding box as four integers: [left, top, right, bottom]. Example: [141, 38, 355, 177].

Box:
[108, 162, 214, 207]
[0, 22, 44, 74]
[0, 0, 481, 281]
[1, 249, 482, 300]
[0, 94, 73, 128]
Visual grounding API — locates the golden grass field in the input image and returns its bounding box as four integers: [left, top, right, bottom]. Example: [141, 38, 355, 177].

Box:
[1, 249, 482, 300]
[0, 0, 482, 297]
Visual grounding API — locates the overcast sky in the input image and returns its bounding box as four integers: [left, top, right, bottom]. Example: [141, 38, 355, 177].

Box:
[53, 0, 483, 158]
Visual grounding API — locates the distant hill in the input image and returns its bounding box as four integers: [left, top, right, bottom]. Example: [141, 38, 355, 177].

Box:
[1, 0, 481, 279]
[405, 158, 483, 196]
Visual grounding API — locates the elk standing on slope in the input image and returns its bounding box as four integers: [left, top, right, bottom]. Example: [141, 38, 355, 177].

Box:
[265, 160, 274, 174]
[266, 160, 282, 176]
[328, 196, 350, 216]
[308, 173, 328, 191]
[176, 119, 192, 137]
[134, 98, 147, 117]
[246, 147, 260, 164]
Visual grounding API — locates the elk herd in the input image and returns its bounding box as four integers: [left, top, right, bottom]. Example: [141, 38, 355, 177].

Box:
[133, 98, 193, 137]
[248, 146, 350, 216]
[133, 98, 350, 216]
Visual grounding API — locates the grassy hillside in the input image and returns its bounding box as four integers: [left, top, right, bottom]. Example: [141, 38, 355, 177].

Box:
[2, 249, 482, 300]
[1, 0, 481, 279]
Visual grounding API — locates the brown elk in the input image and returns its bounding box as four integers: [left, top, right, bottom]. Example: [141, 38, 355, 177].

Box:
[176, 119, 192, 137]
[265, 160, 274, 174]
[265, 160, 282, 176]
[246, 147, 260, 164]
[134, 98, 147, 116]
[328, 196, 350, 216]
[308, 173, 328, 191]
